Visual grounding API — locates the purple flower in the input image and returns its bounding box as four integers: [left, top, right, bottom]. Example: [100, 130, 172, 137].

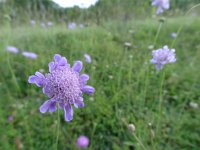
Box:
[68, 22, 77, 29]
[150, 45, 176, 70]
[6, 46, 19, 54]
[30, 20, 36, 26]
[8, 115, 14, 122]
[47, 21, 53, 27]
[171, 32, 177, 38]
[22, 51, 37, 59]
[28, 54, 95, 122]
[77, 135, 89, 148]
[152, 0, 170, 14]
[84, 54, 92, 63]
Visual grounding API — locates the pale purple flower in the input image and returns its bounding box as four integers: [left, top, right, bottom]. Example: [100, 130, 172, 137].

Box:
[84, 54, 92, 63]
[77, 135, 89, 148]
[152, 0, 170, 14]
[151, 45, 176, 70]
[6, 46, 19, 54]
[68, 22, 77, 29]
[47, 21, 53, 27]
[30, 20, 36, 26]
[8, 115, 14, 122]
[171, 32, 177, 38]
[22, 51, 37, 59]
[28, 54, 95, 122]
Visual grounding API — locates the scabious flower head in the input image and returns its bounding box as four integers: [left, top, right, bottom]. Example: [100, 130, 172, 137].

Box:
[152, 0, 170, 14]
[47, 21, 53, 27]
[171, 32, 177, 38]
[84, 54, 92, 63]
[150, 45, 176, 70]
[6, 46, 19, 54]
[30, 20, 36, 26]
[68, 22, 77, 29]
[77, 135, 89, 148]
[28, 54, 95, 122]
[22, 51, 37, 59]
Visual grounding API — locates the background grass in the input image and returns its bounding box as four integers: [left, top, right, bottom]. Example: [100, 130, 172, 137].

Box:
[0, 15, 200, 150]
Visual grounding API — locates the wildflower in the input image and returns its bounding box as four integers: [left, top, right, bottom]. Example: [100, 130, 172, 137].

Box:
[68, 22, 77, 29]
[6, 46, 19, 54]
[77, 135, 89, 148]
[84, 54, 92, 63]
[8, 115, 14, 122]
[22, 51, 37, 59]
[152, 0, 170, 14]
[47, 21, 53, 27]
[28, 54, 95, 122]
[128, 124, 136, 133]
[171, 32, 177, 38]
[150, 45, 176, 70]
[30, 20, 36, 26]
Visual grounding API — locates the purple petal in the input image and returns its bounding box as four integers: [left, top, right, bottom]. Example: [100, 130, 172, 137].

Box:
[43, 83, 54, 98]
[79, 74, 89, 85]
[72, 61, 83, 72]
[35, 71, 44, 78]
[64, 103, 73, 122]
[54, 54, 62, 62]
[82, 86, 95, 95]
[74, 97, 84, 108]
[28, 72, 46, 87]
[49, 101, 57, 113]
[39, 100, 51, 113]
[48, 62, 55, 72]
[58, 57, 67, 66]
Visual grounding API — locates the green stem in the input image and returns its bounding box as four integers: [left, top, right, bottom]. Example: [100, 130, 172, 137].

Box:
[55, 108, 60, 150]
[171, 3, 200, 48]
[153, 22, 163, 46]
[133, 133, 147, 150]
[156, 71, 165, 131]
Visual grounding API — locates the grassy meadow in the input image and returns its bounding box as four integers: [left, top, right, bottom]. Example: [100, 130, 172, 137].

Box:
[0, 15, 200, 150]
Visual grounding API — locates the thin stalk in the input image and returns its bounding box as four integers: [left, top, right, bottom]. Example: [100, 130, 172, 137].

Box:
[153, 21, 163, 46]
[55, 108, 60, 150]
[133, 133, 147, 150]
[171, 3, 200, 47]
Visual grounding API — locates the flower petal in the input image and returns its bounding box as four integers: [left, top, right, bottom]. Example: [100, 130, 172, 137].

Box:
[48, 62, 55, 72]
[74, 97, 84, 108]
[39, 100, 51, 113]
[79, 74, 89, 85]
[28, 73, 46, 87]
[49, 101, 57, 113]
[72, 61, 83, 72]
[54, 54, 62, 62]
[64, 103, 73, 122]
[82, 85, 95, 95]
[58, 57, 67, 66]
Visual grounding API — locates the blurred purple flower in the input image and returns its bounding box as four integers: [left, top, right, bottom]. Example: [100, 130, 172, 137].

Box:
[152, 0, 170, 14]
[150, 45, 176, 70]
[77, 135, 89, 148]
[68, 22, 77, 29]
[171, 32, 177, 38]
[30, 20, 36, 26]
[28, 54, 95, 122]
[84, 54, 92, 63]
[47, 21, 53, 27]
[8, 115, 14, 122]
[22, 51, 37, 59]
[6, 46, 19, 54]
